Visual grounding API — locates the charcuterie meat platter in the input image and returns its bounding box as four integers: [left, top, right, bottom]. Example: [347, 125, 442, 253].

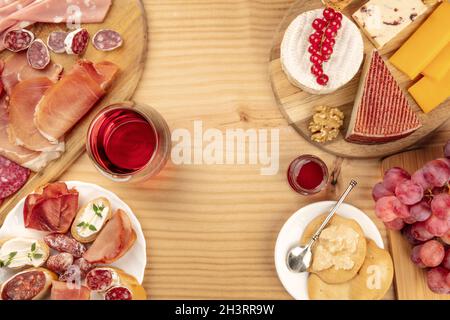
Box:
[269, 0, 450, 159]
[0, 0, 147, 222]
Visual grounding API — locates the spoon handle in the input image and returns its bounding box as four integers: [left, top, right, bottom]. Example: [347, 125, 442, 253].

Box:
[306, 180, 358, 248]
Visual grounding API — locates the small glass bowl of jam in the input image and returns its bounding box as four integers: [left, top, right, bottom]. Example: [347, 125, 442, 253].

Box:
[287, 155, 329, 195]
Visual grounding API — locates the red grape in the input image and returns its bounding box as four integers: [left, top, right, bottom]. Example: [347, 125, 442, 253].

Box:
[424, 214, 449, 237]
[445, 140, 450, 159]
[383, 167, 410, 192]
[375, 196, 409, 222]
[442, 249, 450, 270]
[395, 180, 423, 205]
[409, 201, 432, 222]
[402, 225, 423, 245]
[384, 218, 405, 231]
[431, 193, 450, 221]
[411, 245, 426, 268]
[420, 240, 445, 267]
[412, 169, 431, 191]
[372, 182, 393, 201]
[427, 267, 450, 294]
[411, 221, 435, 241]
[423, 159, 450, 187]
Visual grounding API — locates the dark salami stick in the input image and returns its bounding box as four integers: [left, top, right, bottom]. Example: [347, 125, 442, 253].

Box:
[65, 28, 89, 55]
[92, 29, 123, 51]
[47, 31, 68, 54]
[27, 39, 50, 70]
[3, 29, 34, 52]
[0, 156, 30, 200]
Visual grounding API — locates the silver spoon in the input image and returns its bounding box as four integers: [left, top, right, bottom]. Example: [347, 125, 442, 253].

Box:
[286, 179, 358, 273]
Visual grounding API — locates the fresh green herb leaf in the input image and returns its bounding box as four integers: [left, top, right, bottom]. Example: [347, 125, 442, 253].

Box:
[9, 252, 17, 259]
[77, 222, 86, 227]
[88, 224, 97, 232]
[93, 203, 99, 212]
[93, 203, 104, 218]
[31, 242, 36, 252]
[32, 253, 43, 260]
[0, 260, 4, 268]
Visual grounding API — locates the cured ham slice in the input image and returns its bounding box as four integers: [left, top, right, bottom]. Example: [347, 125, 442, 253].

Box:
[346, 50, 422, 144]
[0, 100, 60, 171]
[35, 60, 119, 142]
[23, 182, 79, 233]
[1, 53, 62, 96]
[83, 209, 136, 265]
[8, 77, 65, 152]
[50, 281, 91, 300]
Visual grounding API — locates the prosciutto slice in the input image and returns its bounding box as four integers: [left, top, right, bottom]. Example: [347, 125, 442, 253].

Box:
[83, 209, 136, 264]
[8, 77, 65, 152]
[35, 60, 119, 142]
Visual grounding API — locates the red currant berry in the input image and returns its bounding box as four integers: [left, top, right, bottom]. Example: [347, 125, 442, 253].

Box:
[323, 7, 336, 21]
[330, 20, 341, 31]
[321, 44, 333, 56]
[308, 45, 318, 55]
[324, 37, 335, 47]
[334, 12, 343, 22]
[311, 64, 323, 77]
[325, 27, 337, 39]
[317, 74, 329, 86]
[309, 36, 321, 47]
[313, 30, 324, 38]
[321, 54, 331, 61]
[310, 54, 323, 65]
[312, 18, 325, 31]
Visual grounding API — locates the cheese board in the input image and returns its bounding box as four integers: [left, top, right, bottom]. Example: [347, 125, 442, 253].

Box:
[269, 0, 450, 159]
[381, 146, 450, 300]
[0, 0, 148, 223]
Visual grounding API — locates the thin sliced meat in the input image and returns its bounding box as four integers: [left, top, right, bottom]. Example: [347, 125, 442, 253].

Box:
[0, 99, 61, 171]
[8, 77, 65, 152]
[50, 281, 91, 300]
[2, 53, 62, 96]
[83, 209, 136, 264]
[35, 60, 118, 142]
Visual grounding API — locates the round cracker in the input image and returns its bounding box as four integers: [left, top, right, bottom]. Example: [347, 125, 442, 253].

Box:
[308, 240, 394, 300]
[300, 214, 367, 284]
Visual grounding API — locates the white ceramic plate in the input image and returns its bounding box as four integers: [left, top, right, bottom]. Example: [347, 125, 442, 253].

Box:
[0, 181, 147, 286]
[274, 201, 384, 300]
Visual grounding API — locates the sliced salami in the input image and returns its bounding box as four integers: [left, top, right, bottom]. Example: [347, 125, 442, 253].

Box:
[0, 156, 30, 200]
[27, 39, 50, 70]
[105, 286, 132, 300]
[43, 233, 86, 258]
[85, 268, 114, 292]
[92, 29, 123, 51]
[47, 31, 68, 54]
[1, 270, 46, 300]
[46, 253, 74, 274]
[3, 29, 35, 52]
[64, 28, 90, 55]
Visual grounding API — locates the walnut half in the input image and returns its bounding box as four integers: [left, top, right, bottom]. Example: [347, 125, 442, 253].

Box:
[309, 105, 344, 143]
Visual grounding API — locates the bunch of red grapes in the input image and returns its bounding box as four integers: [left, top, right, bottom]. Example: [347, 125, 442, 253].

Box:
[373, 141, 450, 294]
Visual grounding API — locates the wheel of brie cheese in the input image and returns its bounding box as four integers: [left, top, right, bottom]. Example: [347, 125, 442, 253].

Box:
[281, 9, 364, 95]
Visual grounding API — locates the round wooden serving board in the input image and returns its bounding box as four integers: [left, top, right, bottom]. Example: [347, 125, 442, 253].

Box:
[269, 0, 450, 159]
[0, 0, 148, 222]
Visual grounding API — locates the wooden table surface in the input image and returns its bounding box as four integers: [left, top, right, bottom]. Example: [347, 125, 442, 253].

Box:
[58, 0, 450, 300]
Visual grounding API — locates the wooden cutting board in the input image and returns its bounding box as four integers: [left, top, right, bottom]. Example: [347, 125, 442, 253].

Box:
[382, 147, 450, 300]
[269, 0, 449, 159]
[0, 0, 147, 223]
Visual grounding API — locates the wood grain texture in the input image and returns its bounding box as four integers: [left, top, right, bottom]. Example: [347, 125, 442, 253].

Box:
[270, 0, 449, 159]
[0, 0, 147, 221]
[382, 147, 450, 300]
[57, 0, 397, 300]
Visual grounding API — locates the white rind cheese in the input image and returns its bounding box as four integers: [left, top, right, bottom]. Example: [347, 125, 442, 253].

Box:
[0, 238, 48, 269]
[352, 0, 428, 49]
[281, 9, 364, 95]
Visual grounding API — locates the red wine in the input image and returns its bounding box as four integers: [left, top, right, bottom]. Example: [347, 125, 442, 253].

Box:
[287, 155, 329, 195]
[89, 108, 158, 174]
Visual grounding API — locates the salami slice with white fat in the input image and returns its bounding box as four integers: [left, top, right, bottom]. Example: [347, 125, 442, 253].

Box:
[0, 156, 30, 200]
[92, 29, 123, 51]
[47, 31, 68, 54]
[3, 29, 34, 52]
[64, 28, 90, 55]
[27, 39, 50, 70]
[105, 286, 132, 300]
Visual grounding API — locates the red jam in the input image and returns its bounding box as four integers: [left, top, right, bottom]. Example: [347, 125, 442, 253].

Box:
[287, 155, 329, 195]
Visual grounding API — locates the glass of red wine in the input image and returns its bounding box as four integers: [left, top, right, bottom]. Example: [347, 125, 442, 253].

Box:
[287, 155, 329, 195]
[87, 101, 171, 183]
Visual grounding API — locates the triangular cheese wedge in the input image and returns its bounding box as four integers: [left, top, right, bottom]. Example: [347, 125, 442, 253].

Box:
[346, 50, 421, 144]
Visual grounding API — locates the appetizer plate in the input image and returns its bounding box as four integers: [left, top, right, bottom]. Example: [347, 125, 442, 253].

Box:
[274, 201, 383, 300]
[269, 0, 449, 158]
[0, 181, 147, 285]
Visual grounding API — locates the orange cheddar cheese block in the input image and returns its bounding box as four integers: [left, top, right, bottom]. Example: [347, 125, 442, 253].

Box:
[408, 70, 450, 113]
[390, 2, 450, 80]
[423, 42, 450, 81]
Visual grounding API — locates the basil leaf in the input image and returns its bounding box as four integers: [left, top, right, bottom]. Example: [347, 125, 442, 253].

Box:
[9, 251, 17, 259]
[33, 253, 43, 260]
[0, 260, 4, 268]
[93, 204, 99, 212]
[31, 242, 36, 252]
[88, 224, 97, 232]
[77, 222, 85, 227]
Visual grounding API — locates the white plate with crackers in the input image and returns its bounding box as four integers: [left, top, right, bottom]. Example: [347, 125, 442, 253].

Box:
[0, 181, 147, 286]
[275, 201, 384, 300]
